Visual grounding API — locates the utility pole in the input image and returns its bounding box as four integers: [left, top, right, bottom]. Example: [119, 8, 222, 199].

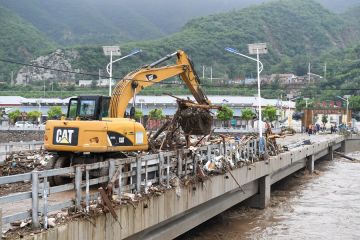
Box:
[202, 65, 205, 79]
[10, 71, 14, 86]
[308, 62, 311, 83]
[210, 66, 213, 84]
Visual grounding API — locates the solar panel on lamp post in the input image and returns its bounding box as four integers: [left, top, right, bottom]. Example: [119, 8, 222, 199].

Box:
[103, 47, 142, 96]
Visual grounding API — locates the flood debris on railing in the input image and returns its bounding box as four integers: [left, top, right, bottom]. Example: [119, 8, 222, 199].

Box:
[0, 129, 304, 238]
[0, 151, 53, 196]
[0, 151, 53, 176]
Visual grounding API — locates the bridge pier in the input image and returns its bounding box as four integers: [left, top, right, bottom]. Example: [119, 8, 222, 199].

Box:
[307, 155, 315, 173]
[327, 146, 334, 161]
[244, 175, 270, 209]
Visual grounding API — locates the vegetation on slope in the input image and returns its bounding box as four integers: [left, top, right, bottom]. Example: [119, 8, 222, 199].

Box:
[68, 0, 359, 81]
[0, 6, 55, 82]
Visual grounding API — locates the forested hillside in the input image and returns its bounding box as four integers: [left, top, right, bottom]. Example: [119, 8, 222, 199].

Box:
[0, 0, 266, 46]
[0, 6, 54, 82]
[67, 0, 360, 82]
[0, 0, 359, 46]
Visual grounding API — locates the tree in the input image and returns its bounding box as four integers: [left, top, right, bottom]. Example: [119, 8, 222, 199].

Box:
[240, 108, 255, 128]
[8, 109, 21, 123]
[27, 110, 42, 122]
[349, 96, 360, 111]
[91, 79, 97, 89]
[262, 106, 277, 122]
[322, 115, 328, 127]
[217, 105, 234, 121]
[134, 109, 143, 122]
[217, 105, 234, 127]
[148, 108, 164, 120]
[48, 106, 63, 119]
[295, 98, 306, 111]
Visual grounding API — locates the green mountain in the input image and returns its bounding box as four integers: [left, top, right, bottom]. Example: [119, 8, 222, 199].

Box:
[0, 0, 267, 46]
[1, 0, 359, 46]
[68, 0, 360, 81]
[0, 6, 55, 82]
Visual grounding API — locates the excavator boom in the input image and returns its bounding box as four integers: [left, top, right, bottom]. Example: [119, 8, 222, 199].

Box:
[109, 50, 210, 118]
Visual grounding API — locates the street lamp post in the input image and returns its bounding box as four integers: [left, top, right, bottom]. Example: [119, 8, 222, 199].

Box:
[337, 95, 350, 127]
[138, 98, 145, 124]
[287, 97, 299, 128]
[225, 43, 267, 154]
[103, 47, 142, 96]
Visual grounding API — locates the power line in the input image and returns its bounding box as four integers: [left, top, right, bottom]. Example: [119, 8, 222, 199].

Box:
[0, 57, 358, 92]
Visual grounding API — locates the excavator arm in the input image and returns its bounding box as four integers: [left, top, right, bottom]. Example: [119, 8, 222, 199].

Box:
[109, 50, 211, 118]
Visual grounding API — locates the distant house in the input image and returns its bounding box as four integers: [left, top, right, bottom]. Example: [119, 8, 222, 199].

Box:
[78, 79, 115, 87]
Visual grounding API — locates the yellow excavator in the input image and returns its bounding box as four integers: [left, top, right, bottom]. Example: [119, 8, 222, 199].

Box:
[44, 50, 214, 185]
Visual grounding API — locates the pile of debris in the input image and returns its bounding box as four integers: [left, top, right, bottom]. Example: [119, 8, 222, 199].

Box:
[0, 151, 53, 196]
[0, 151, 53, 176]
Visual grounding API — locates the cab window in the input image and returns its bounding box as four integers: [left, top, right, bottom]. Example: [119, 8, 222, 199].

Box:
[101, 98, 110, 118]
[79, 100, 96, 116]
[67, 98, 78, 119]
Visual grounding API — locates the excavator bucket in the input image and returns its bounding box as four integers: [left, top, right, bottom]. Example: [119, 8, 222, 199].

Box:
[174, 100, 213, 135]
[175, 107, 212, 135]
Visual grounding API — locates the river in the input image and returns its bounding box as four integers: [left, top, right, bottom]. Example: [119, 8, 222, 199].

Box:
[177, 152, 360, 240]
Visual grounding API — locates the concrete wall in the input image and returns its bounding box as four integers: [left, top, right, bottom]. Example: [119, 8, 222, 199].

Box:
[343, 135, 360, 153]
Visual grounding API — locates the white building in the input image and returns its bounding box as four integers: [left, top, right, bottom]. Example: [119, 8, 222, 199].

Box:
[78, 79, 115, 87]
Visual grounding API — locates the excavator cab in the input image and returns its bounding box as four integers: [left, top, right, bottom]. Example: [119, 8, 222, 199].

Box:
[67, 96, 110, 120]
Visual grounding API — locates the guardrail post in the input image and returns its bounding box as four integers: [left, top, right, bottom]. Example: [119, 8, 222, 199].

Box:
[31, 171, 40, 228]
[136, 156, 142, 192]
[207, 145, 211, 160]
[109, 160, 115, 181]
[159, 153, 164, 185]
[253, 140, 257, 156]
[118, 164, 122, 199]
[0, 208, 2, 233]
[75, 166, 82, 209]
[177, 150, 183, 177]
[183, 152, 188, 176]
[85, 167, 90, 212]
[145, 160, 148, 193]
[166, 164, 170, 188]
[193, 153, 197, 175]
[43, 176, 48, 229]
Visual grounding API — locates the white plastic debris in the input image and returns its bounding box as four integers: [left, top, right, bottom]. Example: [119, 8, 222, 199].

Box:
[47, 218, 56, 228]
[123, 192, 136, 201]
[20, 221, 28, 228]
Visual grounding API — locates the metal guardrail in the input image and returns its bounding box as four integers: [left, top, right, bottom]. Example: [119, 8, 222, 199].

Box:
[0, 126, 45, 131]
[0, 139, 260, 231]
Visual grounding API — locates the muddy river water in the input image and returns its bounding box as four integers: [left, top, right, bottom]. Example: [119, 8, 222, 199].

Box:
[177, 153, 360, 240]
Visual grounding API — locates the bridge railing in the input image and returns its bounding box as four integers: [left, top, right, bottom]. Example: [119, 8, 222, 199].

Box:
[0, 141, 44, 163]
[0, 139, 260, 230]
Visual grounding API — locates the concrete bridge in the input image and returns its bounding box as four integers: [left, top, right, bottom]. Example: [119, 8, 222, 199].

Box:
[1, 134, 359, 240]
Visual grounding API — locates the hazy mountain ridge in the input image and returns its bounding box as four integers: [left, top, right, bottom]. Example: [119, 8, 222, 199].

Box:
[1, 0, 359, 46]
[68, 0, 360, 80]
[0, 6, 54, 82]
[2, 0, 360, 87]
